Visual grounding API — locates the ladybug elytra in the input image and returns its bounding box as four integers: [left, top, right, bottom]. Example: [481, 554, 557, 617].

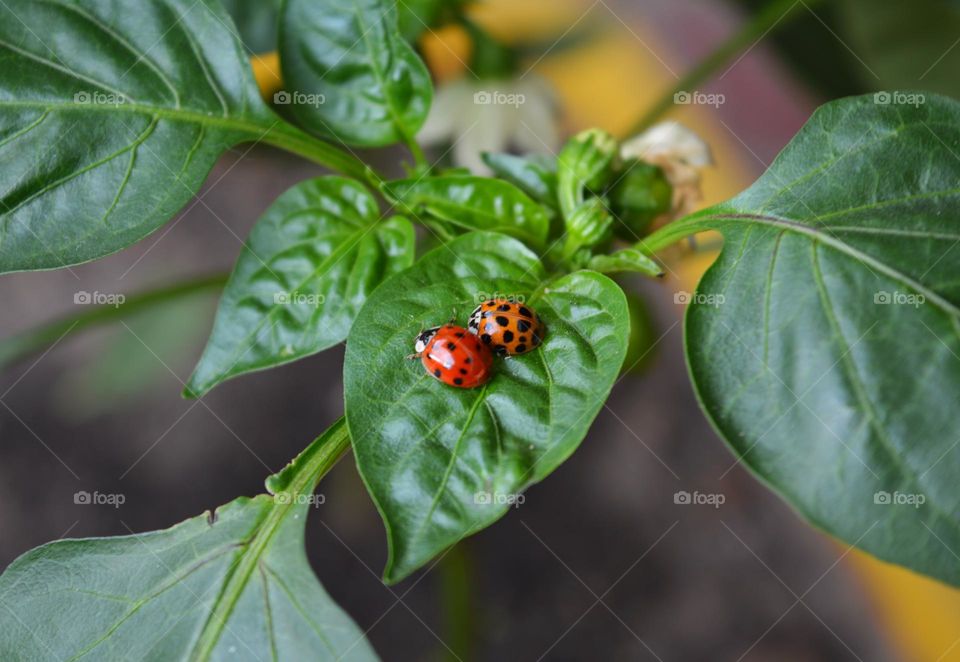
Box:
[414, 324, 494, 388]
[467, 299, 546, 356]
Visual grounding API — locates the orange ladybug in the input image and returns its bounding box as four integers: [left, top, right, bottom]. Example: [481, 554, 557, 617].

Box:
[413, 324, 494, 388]
[467, 298, 546, 356]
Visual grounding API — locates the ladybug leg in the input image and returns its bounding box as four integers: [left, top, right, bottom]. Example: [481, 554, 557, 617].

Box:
[405, 352, 421, 360]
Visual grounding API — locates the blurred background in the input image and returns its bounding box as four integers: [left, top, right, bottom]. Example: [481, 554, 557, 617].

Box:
[2, 0, 959, 659]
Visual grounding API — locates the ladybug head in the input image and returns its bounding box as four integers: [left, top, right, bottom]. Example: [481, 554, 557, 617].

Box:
[414, 326, 440, 354]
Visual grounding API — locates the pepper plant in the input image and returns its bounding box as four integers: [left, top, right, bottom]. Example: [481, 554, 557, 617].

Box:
[1, 0, 958, 659]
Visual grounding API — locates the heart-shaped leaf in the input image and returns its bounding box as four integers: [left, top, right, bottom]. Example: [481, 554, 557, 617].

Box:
[668, 92, 960, 586]
[0, 0, 351, 274]
[385, 176, 550, 249]
[0, 420, 378, 661]
[280, 0, 432, 147]
[344, 232, 628, 582]
[186, 177, 414, 396]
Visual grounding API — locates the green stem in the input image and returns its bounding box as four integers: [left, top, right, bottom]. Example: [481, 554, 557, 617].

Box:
[193, 419, 352, 661]
[262, 123, 384, 190]
[628, 0, 822, 135]
[438, 541, 475, 662]
[406, 135, 430, 173]
[639, 210, 717, 255]
[0, 273, 228, 371]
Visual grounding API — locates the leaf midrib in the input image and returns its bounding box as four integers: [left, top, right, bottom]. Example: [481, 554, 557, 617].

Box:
[701, 212, 960, 319]
[0, 99, 274, 139]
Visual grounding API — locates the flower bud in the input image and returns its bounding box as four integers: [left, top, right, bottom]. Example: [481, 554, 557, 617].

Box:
[609, 159, 672, 238]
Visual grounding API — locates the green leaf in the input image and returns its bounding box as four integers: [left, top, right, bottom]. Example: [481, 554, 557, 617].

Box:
[481, 152, 558, 209]
[0, 0, 362, 274]
[221, 0, 283, 54]
[672, 92, 960, 586]
[186, 177, 414, 397]
[384, 176, 550, 249]
[0, 419, 378, 661]
[279, 0, 433, 147]
[344, 232, 628, 582]
[588, 246, 663, 277]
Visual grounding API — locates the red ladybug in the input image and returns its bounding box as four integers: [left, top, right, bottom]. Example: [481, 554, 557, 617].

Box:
[413, 324, 493, 388]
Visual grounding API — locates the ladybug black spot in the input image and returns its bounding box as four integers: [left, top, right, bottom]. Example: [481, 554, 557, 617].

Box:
[459, 368, 468, 375]
[497, 304, 511, 311]
[446, 342, 456, 351]
[517, 319, 531, 333]
[453, 378, 464, 386]
[465, 357, 473, 363]
[518, 335, 526, 343]
[455, 332, 464, 338]
[502, 330, 514, 343]
[433, 368, 442, 377]
[480, 334, 491, 344]
[519, 306, 533, 318]
[495, 316, 509, 326]
[515, 344, 527, 353]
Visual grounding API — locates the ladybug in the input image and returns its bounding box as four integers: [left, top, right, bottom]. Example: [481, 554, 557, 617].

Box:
[413, 324, 494, 388]
[467, 298, 546, 356]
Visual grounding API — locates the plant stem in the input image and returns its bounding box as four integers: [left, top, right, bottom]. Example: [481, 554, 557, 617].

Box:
[639, 211, 716, 255]
[193, 419, 352, 661]
[438, 541, 475, 662]
[263, 123, 385, 190]
[628, 0, 822, 135]
[0, 273, 228, 371]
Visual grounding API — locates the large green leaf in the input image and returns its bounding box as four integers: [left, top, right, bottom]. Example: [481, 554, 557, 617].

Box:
[344, 232, 628, 582]
[669, 93, 960, 585]
[0, 419, 378, 661]
[186, 177, 414, 396]
[0, 0, 356, 274]
[385, 176, 550, 249]
[279, 0, 432, 147]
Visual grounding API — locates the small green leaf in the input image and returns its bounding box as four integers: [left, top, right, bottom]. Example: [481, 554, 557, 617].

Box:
[482, 152, 558, 209]
[344, 232, 628, 582]
[676, 92, 960, 586]
[187, 177, 414, 397]
[384, 176, 550, 248]
[589, 246, 663, 277]
[0, 420, 378, 661]
[280, 0, 433, 146]
[0, 0, 345, 274]
[221, 0, 283, 54]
